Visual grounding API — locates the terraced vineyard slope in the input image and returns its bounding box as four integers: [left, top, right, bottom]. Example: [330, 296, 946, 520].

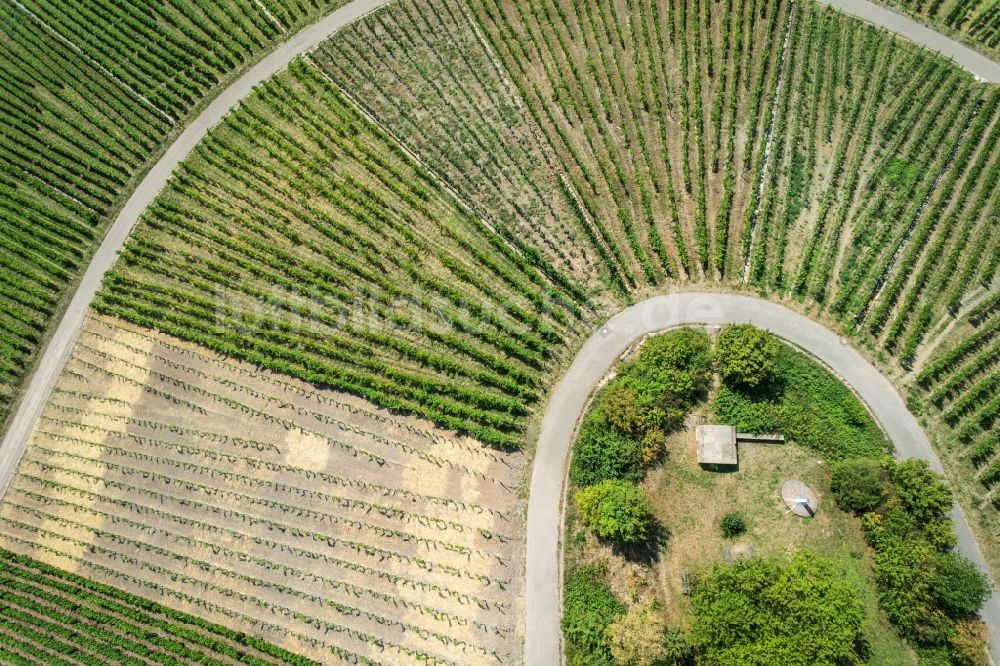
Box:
[323, 0, 1000, 567]
[882, 0, 1000, 58]
[0, 547, 318, 665]
[917, 308, 1000, 516]
[2, 0, 999, 663]
[0, 314, 522, 665]
[94, 58, 587, 449]
[0, 0, 349, 429]
[309, 0, 604, 292]
[329, 0, 999, 302]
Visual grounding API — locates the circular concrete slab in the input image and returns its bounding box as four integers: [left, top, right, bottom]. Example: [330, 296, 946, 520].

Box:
[781, 480, 819, 517]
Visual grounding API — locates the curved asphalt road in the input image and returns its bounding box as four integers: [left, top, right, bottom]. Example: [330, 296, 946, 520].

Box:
[817, 0, 1000, 82]
[0, 0, 997, 661]
[524, 293, 1000, 664]
[0, 0, 392, 499]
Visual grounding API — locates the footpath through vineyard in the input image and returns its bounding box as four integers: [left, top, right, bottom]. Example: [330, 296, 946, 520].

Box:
[0, 314, 523, 666]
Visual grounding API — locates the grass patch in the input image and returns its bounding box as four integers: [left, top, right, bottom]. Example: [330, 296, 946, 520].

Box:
[648, 439, 914, 665]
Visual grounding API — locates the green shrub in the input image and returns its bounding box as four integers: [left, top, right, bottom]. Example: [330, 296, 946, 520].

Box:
[884, 157, 921, 191]
[570, 328, 713, 486]
[617, 328, 713, 432]
[915, 646, 954, 666]
[923, 518, 958, 552]
[631, 328, 713, 398]
[712, 384, 771, 431]
[660, 627, 693, 666]
[716, 324, 779, 389]
[563, 565, 624, 666]
[599, 383, 660, 437]
[570, 411, 645, 486]
[689, 551, 866, 665]
[830, 458, 886, 513]
[931, 553, 991, 617]
[873, 538, 953, 645]
[719, 512, 747, 538]
[576, 480, 656, 546]
[861, 506, 917, 550]
[862, 458, 987, 649]
[891, 459, 953, 525]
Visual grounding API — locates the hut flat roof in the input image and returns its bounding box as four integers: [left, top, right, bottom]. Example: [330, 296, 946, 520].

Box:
[696, 424, 738, 465]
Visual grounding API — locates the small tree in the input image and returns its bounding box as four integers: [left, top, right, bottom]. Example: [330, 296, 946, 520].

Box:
[570, 412, 645, 486]
[951, 619, 991, 666]
[600, 382, 658, 437]
[576, 480, 656, 546]
[830, 458, 885, 513]
[719, 512, 747, 538]
[605, 602, 689, 666]
[716, 324, 780, 389]
[892, 459, 953, 524]
[931, 552, 991, 617]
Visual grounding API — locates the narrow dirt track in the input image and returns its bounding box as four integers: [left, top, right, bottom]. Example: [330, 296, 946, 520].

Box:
[524, 293, 999, 665]
[0, 0, 393, 499]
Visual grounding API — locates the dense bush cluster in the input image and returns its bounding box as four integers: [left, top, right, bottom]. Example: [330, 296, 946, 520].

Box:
[688, 551, 867, 665]
[830, 458, 887, 513]
[571, 328, 712, 487]
[568, 323, 990, 665]
[576, 480, 656, 546]
[835, 459, 994, 663]
[826, 439, 992, 662]
[570, 412, 648, 488]
[566, 329, 713, 663]
[562, 565, 625, 666]
[570, 329, 712, 546]
[563, 566, 693, 666]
